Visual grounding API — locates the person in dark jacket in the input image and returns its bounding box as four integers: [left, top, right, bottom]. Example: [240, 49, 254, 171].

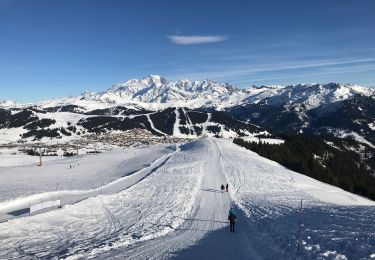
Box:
[220, 184, 225, 193]
[228, 208, 237, 232]
[226, 183, 229, 192]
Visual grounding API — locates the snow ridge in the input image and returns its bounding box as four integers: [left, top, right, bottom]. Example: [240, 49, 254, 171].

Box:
[2, 76, 373, 111]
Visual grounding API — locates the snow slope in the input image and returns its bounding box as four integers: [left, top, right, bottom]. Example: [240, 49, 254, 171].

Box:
[0, 144, 175, 222]
[0, 147, 67, 167]
[0, 139, 374, 259]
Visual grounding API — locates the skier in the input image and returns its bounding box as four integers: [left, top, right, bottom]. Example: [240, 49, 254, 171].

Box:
[226, 183, 229, 192]
[228, 207, 237, 232]
[220, 184, 225, 193]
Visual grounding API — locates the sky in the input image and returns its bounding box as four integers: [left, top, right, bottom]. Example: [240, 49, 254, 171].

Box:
[0, 0, 375, 102]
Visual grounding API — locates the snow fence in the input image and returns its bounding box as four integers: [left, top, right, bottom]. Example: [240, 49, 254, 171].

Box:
[30, 199, 61, 213]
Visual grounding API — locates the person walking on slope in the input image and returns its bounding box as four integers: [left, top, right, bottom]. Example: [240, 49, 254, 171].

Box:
[226, 183, 229, 192]
[220, 184, 225, 193]
[228, 207, 237, 232]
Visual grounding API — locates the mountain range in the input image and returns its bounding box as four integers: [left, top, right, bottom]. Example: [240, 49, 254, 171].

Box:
[3, 75, 374, 110]
[0, 75, 374, 149]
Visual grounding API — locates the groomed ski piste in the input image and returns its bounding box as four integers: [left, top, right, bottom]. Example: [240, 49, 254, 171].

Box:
[0, 139, 374, 259]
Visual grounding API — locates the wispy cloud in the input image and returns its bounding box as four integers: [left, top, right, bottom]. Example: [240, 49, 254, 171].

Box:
[166, 57, 375, 85]
[167, 35, 228, 45]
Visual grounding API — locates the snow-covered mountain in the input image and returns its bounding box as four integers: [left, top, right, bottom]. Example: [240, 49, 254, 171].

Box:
[1, 78, 375, 259]
[59, 77, 375, 111]
[1, 77, 374, 260]
[0, 100, 18, 109]
[244, 83, 374, 110]
[5, 75, 245, 111]
[1, 75, 374, 112]
[228, 85, 375, 148]
[1, 75, 374, 147]
[0, 105, 267, 144]
[80, 75, 244, 109]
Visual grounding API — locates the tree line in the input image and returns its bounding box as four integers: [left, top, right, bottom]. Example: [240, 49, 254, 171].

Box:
[233, 135, 375, 201]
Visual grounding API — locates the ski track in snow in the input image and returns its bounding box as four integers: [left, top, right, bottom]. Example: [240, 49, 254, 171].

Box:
[0, 139, 374, 260]
[182, 108, 196, 136]
[201, 112, 212, 136]
[173, 108, 182, 137]
[146, 114, 166, 136]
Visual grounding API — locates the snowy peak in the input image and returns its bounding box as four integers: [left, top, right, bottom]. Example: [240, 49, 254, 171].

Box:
[0, 100, 17, 108]
[110, 75, 168, 93]
[258, 83, 375, 111]
[83, 75, 244, 108]
[2, 76, 374, 112]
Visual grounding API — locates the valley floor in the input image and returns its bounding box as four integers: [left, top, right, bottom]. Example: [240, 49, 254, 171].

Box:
[0, 139, 374, 259]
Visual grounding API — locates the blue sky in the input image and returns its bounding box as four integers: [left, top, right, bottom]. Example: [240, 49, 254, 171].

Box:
[1, 0, 375, 102]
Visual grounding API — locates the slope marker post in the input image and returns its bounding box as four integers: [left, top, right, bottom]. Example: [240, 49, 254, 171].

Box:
[297, 198, 303, 251]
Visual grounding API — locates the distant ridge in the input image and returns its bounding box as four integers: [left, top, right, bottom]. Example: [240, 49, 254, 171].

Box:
[1, 75, 374, 111]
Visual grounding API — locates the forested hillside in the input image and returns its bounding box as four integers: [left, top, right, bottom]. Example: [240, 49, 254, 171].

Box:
[233, 136, 375, 200]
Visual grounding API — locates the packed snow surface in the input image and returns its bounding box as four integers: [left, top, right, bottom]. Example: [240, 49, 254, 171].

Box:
[0, 139, 374, 259]
[0, 147, 66, 167]
[0, 144, 175, 222]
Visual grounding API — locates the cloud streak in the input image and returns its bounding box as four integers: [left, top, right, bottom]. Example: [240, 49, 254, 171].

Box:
[166, 57, 375, 85]
[167, 35, 228, 45]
